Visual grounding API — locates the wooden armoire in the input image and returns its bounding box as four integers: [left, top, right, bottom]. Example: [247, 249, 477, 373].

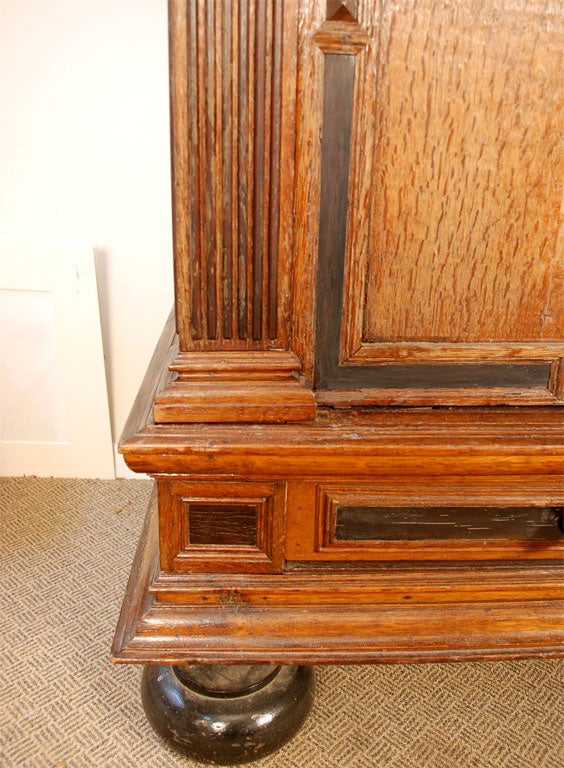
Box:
[112, 1, 564, 763]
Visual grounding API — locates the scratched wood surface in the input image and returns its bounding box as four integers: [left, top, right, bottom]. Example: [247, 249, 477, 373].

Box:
[333, 505, 563, 542]
[187, 503, 258, 545]
[169, 0, 297, 350]
[160, 1, 318, 424]
[360, 0, 563, 346]
[113, 0, 564, 673]
[292, 0, 563, 403]
[111, 488, 564, 664]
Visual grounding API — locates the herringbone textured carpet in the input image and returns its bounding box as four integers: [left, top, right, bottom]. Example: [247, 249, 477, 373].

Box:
[0, 477, 562, 768]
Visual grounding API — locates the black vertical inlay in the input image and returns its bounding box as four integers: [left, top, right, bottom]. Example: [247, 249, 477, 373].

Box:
[315, 54, 356, 387]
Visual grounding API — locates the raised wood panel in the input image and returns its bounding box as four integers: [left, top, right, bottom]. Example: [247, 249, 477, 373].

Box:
[169, 0, 297, 350]
[283, 482, 564, 563]
[158, 479, 285, 574]
[359, 0, 564, 349]
[293, 0, 564, 403]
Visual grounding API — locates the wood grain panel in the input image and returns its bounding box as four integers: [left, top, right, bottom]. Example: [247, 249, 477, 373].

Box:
[187, 503, 258, 545]
[310, 484, 564, 562]
[360, 0, 563, 346]
[334, 505, 563, 542]
[294, 0, 563, 401]
[158, 479, 285, 574]
[170, 0, 293, 350]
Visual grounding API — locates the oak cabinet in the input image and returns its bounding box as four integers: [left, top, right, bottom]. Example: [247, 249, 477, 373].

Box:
[112, 1, 563, 755]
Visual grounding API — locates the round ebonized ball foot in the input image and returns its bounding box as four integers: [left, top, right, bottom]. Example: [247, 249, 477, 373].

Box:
[141, 663, 316, 765]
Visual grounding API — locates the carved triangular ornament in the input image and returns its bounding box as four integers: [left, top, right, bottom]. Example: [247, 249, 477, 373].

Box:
[326, 1, 358, 23]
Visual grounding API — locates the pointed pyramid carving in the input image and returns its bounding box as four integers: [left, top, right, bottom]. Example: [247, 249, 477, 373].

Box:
[326, 1, 357, 23]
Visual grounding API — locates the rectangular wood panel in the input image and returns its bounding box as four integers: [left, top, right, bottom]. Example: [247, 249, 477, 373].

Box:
[305, 483, 564, 562]
[294, 0, 564, 403]
[187, 503, 258, 546]
[158, 479, 285, 573]
[334, 506, 564, 542]
[361, 0, 563, 347]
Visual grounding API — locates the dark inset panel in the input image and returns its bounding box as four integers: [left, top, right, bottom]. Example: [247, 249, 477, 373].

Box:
[317, 363, 551, 390]
[314, 52, 356, 388]
[334, 506, 564, 542]
[188, 503, 258, 546]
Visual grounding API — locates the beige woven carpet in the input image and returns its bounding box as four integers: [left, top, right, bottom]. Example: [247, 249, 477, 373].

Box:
[1, 477, 562, 768]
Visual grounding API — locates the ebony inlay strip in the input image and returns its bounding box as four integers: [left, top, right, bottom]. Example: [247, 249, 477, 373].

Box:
[334, 506, 564, 542]
[319, 363, 552, 390]
[188, 503, 258, 546]
[315, 53, 356, 387]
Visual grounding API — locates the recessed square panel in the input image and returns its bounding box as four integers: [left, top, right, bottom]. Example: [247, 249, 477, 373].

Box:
[187, 503, 258, 546]
[158, 480, 285, 574]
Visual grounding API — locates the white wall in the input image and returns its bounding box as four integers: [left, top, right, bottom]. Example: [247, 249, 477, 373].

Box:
[0, 0, 174, 462]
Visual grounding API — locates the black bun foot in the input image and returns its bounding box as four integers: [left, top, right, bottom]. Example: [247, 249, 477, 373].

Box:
[141, 663, 316, 765]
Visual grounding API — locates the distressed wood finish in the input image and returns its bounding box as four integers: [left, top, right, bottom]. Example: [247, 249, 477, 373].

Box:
[116, 312, 564, 664]
[360, 0, 564, 351]
[187, 504, 259, 546]
[158, 479, 285, 574]
[333, 506, 563, 542]
[308, 484, 564, 562]
[114, 0, 564, 686]
[170, 0, 295, 349]
[293, 0, 564, 404]
[121, 392, 564, 479]
[111, 488, 564, 664]
[162, 0, 314, 423]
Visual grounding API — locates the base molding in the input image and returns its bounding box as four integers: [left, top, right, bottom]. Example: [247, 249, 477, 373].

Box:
[154, 349, 316, 424]
[111, 486, 564, 666]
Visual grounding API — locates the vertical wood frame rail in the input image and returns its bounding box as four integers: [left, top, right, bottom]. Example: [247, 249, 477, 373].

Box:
[169, 0, 295, 350]
[157, 0, 315, 423]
